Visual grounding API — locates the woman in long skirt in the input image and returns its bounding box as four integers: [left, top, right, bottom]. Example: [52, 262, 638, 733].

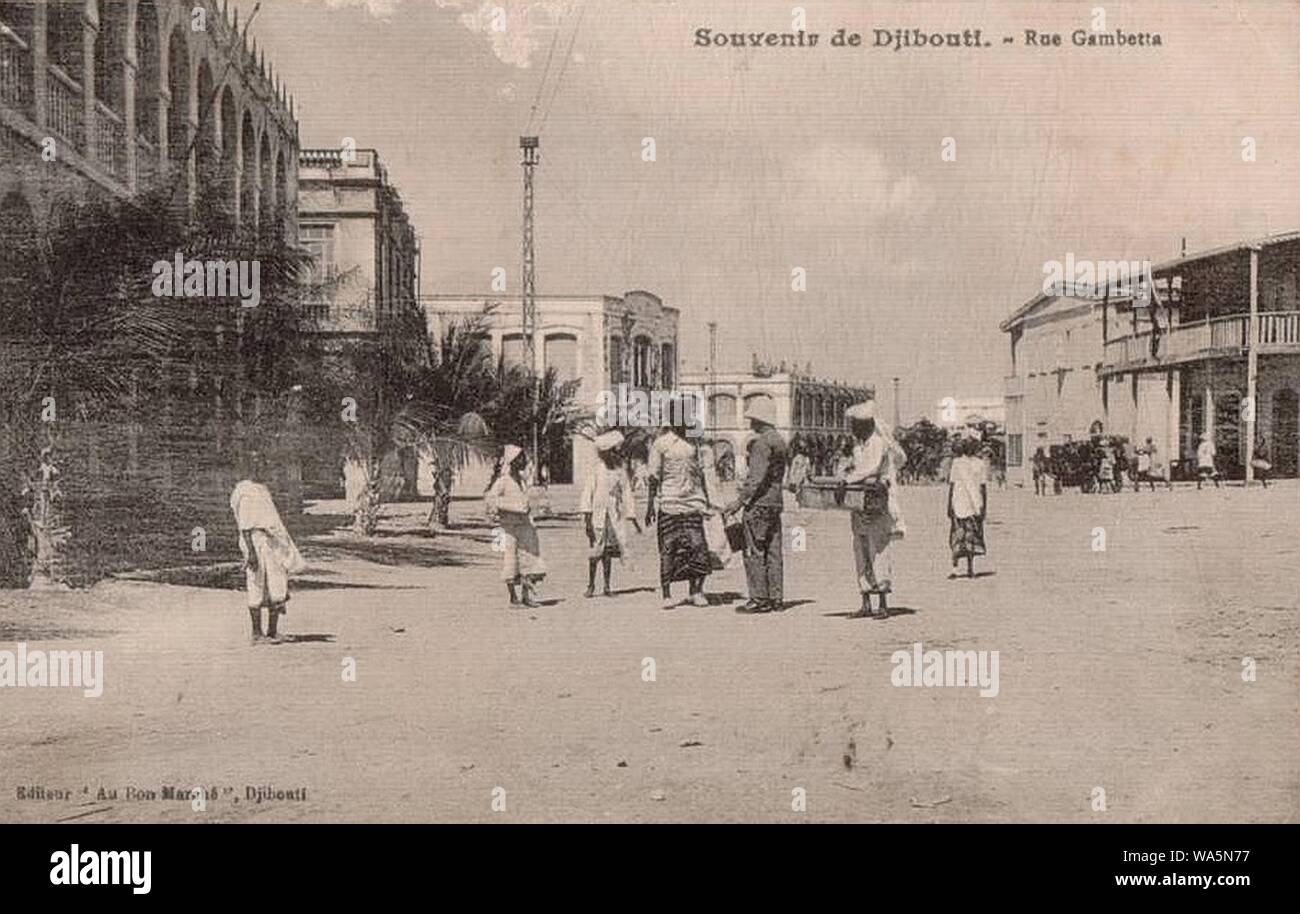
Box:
[485, 445, 547, 607]
[947, 436, 988, 578]
[645, 421, 713, 609]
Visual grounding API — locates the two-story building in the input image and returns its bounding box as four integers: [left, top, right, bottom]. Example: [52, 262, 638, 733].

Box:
[0, 0, 303, 580]
[678, 370, 874, 479]
[1, 0, 298, 236]
[297, 147, 419, 335]
[424, 290, 680, 486]
[1001, 232, 1300, 487]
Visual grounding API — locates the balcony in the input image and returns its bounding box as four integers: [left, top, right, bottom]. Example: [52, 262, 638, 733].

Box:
[0, 25, 32, 116]
[94, 101, 126, 180]
[44, 64, 83, 148]
[1101, 310, 1300, 375]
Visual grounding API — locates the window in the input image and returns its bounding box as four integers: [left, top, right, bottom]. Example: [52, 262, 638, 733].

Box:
[608, 336, 624, 385]
[544, 333, 578, 384]
[300, 224, 337, 285]
[709, 393, 737, 428]
[1007, 434, 1023, 467]
[660, 343, 674, 388]
[501, 333, 526, 368]
[633, 336, 652, 387]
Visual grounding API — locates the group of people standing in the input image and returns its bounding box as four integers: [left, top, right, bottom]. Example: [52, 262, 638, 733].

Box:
[1029, 431, 1272, 494]
[225, 400, 998, 643]
[481, 397, 934, 621]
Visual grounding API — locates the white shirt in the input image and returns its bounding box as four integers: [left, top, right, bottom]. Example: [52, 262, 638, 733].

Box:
[949, 456, 987, 520]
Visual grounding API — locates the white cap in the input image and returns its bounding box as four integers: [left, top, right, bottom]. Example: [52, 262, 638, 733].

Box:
[594, 430, 624, 452]
[845, 401, 876, 421]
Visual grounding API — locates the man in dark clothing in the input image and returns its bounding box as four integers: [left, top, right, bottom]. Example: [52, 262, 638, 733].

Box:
[726, 396, 788, 613]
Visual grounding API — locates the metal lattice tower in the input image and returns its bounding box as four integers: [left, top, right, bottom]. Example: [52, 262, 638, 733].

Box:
[520, 137, 540, 371]
[519, 136, 541, 472]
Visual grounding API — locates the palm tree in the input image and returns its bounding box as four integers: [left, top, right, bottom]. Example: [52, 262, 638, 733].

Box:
[0, 187, 310, 586]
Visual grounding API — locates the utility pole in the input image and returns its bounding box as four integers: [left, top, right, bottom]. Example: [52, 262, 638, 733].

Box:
[892, 377, 901, 428]
[1245, 246, 1259, 485]
[520, 136, 540, 474]
[707, 321, 717, 437]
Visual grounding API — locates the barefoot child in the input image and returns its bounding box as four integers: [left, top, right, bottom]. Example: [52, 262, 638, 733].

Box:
[580, 431, 640, 597]
[485, 445, 546, 607]
[947, 436, 988, 579]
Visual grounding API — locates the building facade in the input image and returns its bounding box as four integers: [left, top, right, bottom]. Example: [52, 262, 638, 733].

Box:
[0, 0, 303, 582]
[1, 0, 298, 236]
[297, 147, 418, 334]
[679, 370, 874, 478]
[425, 290, 680, 486]
[934, 396, 1006, 430]
[1002, 233, 1300, 487]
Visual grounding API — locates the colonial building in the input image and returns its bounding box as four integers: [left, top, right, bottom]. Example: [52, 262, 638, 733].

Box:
[297, 147, 419, 334]
[678, 370, 874, 478]
[0, 0, 302, 583]
[1, 0, 299, 235]
[424, 290, 680, 485]
[1001, 232, 1300, 487]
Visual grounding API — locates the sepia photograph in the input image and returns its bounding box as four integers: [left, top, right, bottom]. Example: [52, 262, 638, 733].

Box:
[0, 0, 1296, 895]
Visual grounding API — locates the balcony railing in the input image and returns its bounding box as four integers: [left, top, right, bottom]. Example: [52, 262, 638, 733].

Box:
[136, 135, 157, 187]
[94, 101, 125, 180]
[44, 65, 83, 148]
[0, 24, 32, 115]
[1103, 310, 1300, 371]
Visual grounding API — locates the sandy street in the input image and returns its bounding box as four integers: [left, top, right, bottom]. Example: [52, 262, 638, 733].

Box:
[1, 482, 1296, 824]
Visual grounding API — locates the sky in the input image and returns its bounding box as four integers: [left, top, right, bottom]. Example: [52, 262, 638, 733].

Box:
[232, 0, 1300, 422]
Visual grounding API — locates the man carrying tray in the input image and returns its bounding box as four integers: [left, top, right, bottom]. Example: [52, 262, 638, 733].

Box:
[841, 401, 907, 619]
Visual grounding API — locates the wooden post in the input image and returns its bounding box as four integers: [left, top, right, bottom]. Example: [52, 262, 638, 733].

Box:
[1245, 247, 1260, 484]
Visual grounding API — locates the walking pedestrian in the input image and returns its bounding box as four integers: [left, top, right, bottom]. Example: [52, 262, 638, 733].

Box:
[230, 453, 306, 643]
[1032, 446, 1049, 496]
[842, 401, 907, 619]
[644, 418, 713, 609]
[947, 436, 988, 578]
[1196, 432, 1219, 489]
[1097, 439, 1115, 494]
[485, 445, 547, 607]
[786, 438, 811, 498]
[725, 396, 788, 614]
[580, 431, 639, 597]
[1251, 439, 1273, 488]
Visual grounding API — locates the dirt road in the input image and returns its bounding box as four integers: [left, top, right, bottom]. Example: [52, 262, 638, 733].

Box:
[1, 482, 1296, 822]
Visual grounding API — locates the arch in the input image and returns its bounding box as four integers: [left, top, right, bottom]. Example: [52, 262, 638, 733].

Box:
[274, 148, 287, 236]
[0, 189, 38, 306]
[709, 393, 737, 428]
[133, 0, 160, 145]
[46, 0, 83, 84]
[165, 23, 189, 164]
[258, 129, 273, 232]
[194, 58, 220, 199]
[218, 85, 238, 212]
[239, 110, 256, 227]
[94, 0, 128, 114]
